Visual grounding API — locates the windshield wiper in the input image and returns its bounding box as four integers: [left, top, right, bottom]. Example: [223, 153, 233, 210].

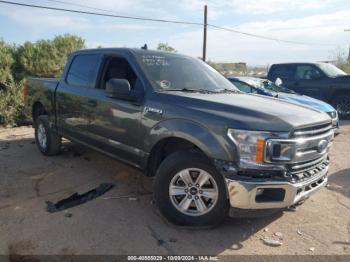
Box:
[217, 88, 240, 94]
[161, 88, 220, 94]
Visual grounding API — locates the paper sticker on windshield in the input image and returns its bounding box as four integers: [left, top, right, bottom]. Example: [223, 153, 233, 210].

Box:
[141, 55, 169, 66]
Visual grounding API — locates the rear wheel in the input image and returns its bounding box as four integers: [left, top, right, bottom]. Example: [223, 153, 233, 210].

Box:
[332, 95, 350, 119]
[154, 151, 229, 226]
[34, 115, 61, 156]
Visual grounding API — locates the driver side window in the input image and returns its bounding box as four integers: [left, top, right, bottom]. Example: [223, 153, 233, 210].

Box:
[101, 57, 138, 90]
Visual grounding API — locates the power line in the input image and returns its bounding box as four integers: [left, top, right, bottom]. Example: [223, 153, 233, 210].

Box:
[0, 0, 337, 47]
[0, 0, 203, 26]
[208, 24, 335, 46]
[37, 0, 350, 45]
[44, 0, 135, 17]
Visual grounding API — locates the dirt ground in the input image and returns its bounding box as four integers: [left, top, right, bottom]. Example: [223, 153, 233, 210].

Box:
[0, 122, 349, 256]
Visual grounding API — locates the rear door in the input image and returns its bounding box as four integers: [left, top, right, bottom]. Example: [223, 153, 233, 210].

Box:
[268, 64, 296, 89]
[56, 53, 102, 142]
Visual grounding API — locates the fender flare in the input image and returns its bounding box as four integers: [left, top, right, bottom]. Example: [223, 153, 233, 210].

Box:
[145, 119, 236, 162]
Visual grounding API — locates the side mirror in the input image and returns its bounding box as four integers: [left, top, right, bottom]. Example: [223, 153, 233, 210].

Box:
[275, 78, 283, 86]
[106, 79, 131, 99]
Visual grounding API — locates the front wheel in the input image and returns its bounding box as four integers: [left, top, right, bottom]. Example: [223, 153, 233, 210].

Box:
[153, 151, 229, 227]
[332, 94, 350, 119]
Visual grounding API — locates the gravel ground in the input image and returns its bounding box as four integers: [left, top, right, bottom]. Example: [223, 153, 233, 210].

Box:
[0, 122, 349, 256]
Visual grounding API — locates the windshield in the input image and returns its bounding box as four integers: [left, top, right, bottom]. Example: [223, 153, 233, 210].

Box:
[241, 78, 295, 94]
[317, 63, 347, 77]
[260, 80, 295, 93]
[136, 53, 238, 92]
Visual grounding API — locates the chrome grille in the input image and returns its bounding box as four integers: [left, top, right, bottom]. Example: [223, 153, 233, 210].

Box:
[265, 122, 334, 164]
[287, 156, 329, 182]
[292, 123, 333, 138]
[291, 122, 334, 163]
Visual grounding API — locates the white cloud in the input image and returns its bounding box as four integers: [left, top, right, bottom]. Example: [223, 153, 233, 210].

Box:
[106, 24, 156, 30]
[1, 0, 349, 64]
[226, 0, 335, 14]
[0, 3, 158, 32]
[178, 0, 338, 15]
[1, 8, 92, 31]
[166, 10, 350, 64]
[69, 0, 145, 12]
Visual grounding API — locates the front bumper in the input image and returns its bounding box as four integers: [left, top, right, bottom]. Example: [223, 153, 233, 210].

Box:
[226, 166, 328, 209]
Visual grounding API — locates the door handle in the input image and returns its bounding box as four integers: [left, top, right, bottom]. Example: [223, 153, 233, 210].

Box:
[87, 99, 97, 107]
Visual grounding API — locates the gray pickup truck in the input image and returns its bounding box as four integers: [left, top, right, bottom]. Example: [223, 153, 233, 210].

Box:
[25, 48, 334, 226]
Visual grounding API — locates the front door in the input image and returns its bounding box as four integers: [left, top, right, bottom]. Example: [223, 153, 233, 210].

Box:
[86, 55, 145, 167]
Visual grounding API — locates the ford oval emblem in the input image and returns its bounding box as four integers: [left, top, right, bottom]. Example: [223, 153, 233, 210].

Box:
[317, 140, 328, 153]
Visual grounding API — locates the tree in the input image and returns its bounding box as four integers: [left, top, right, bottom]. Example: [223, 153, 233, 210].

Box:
[0, 39, 15, 89]
[0, 39, 24, 125]
[329, 46, 350, 74]
[329, 47, 347, 66]
[16, 34, 85, 78]
[0, 35, 85, 125]
[157, 43, 177, 53]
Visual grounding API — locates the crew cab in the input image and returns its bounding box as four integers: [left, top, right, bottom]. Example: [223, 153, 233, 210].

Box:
[267, 62, 350, 119]
[26, 48, 334, 226]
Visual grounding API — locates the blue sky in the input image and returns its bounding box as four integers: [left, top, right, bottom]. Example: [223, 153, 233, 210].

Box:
[0, 0, 350, 65]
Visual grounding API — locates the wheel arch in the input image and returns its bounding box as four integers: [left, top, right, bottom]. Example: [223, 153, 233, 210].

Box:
[32, 101, 47, 122]
[145, 119, 235, 176]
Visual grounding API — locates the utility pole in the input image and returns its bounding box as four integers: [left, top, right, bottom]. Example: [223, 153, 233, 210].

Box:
[202, 5, 208, 62]
[345, 29, 350, 60]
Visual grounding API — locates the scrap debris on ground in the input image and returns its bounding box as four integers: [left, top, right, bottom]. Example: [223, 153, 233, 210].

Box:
[46, 183, 115, 213]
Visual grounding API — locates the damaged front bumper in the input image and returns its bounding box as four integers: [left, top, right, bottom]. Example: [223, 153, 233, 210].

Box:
[225, 166, 328, 210]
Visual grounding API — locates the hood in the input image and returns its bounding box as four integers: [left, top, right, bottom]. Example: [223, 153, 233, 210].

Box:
[277, 93, 335, 113]
[333, 75, 350, 81]
[159, 92, 331, 132]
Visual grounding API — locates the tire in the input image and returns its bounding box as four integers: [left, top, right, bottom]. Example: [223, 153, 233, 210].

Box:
[34, 115, 61, 156]
[332, 95, 350, 119]
[153, 151, 229, 227]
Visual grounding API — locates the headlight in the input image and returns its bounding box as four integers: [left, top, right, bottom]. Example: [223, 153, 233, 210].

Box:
[227, 129, 292, 169]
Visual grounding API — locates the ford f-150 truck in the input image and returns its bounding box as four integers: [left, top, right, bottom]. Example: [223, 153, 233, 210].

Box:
[25, 48, 334, 226]
[267, 62, 350, 119]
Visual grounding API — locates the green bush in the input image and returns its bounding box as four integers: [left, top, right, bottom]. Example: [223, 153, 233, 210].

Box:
[0, 34, 85, 126]
[0, 79, 25, 126]
[16, 34, 85, 78]
[0, 39, 15, 88]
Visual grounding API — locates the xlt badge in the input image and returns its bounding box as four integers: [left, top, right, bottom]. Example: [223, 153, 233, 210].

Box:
[144, 107, 163, 115]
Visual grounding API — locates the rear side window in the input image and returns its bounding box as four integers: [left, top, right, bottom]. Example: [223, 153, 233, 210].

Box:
[66, 54, 100, 88]
[269, 65, 295, 81]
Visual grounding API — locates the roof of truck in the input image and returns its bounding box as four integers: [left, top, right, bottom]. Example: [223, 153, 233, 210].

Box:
[271, 62, 326, 66]
[72, 47, 185, 57]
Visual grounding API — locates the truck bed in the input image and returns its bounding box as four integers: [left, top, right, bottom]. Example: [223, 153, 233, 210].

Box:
[26, 77, 59, 123]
